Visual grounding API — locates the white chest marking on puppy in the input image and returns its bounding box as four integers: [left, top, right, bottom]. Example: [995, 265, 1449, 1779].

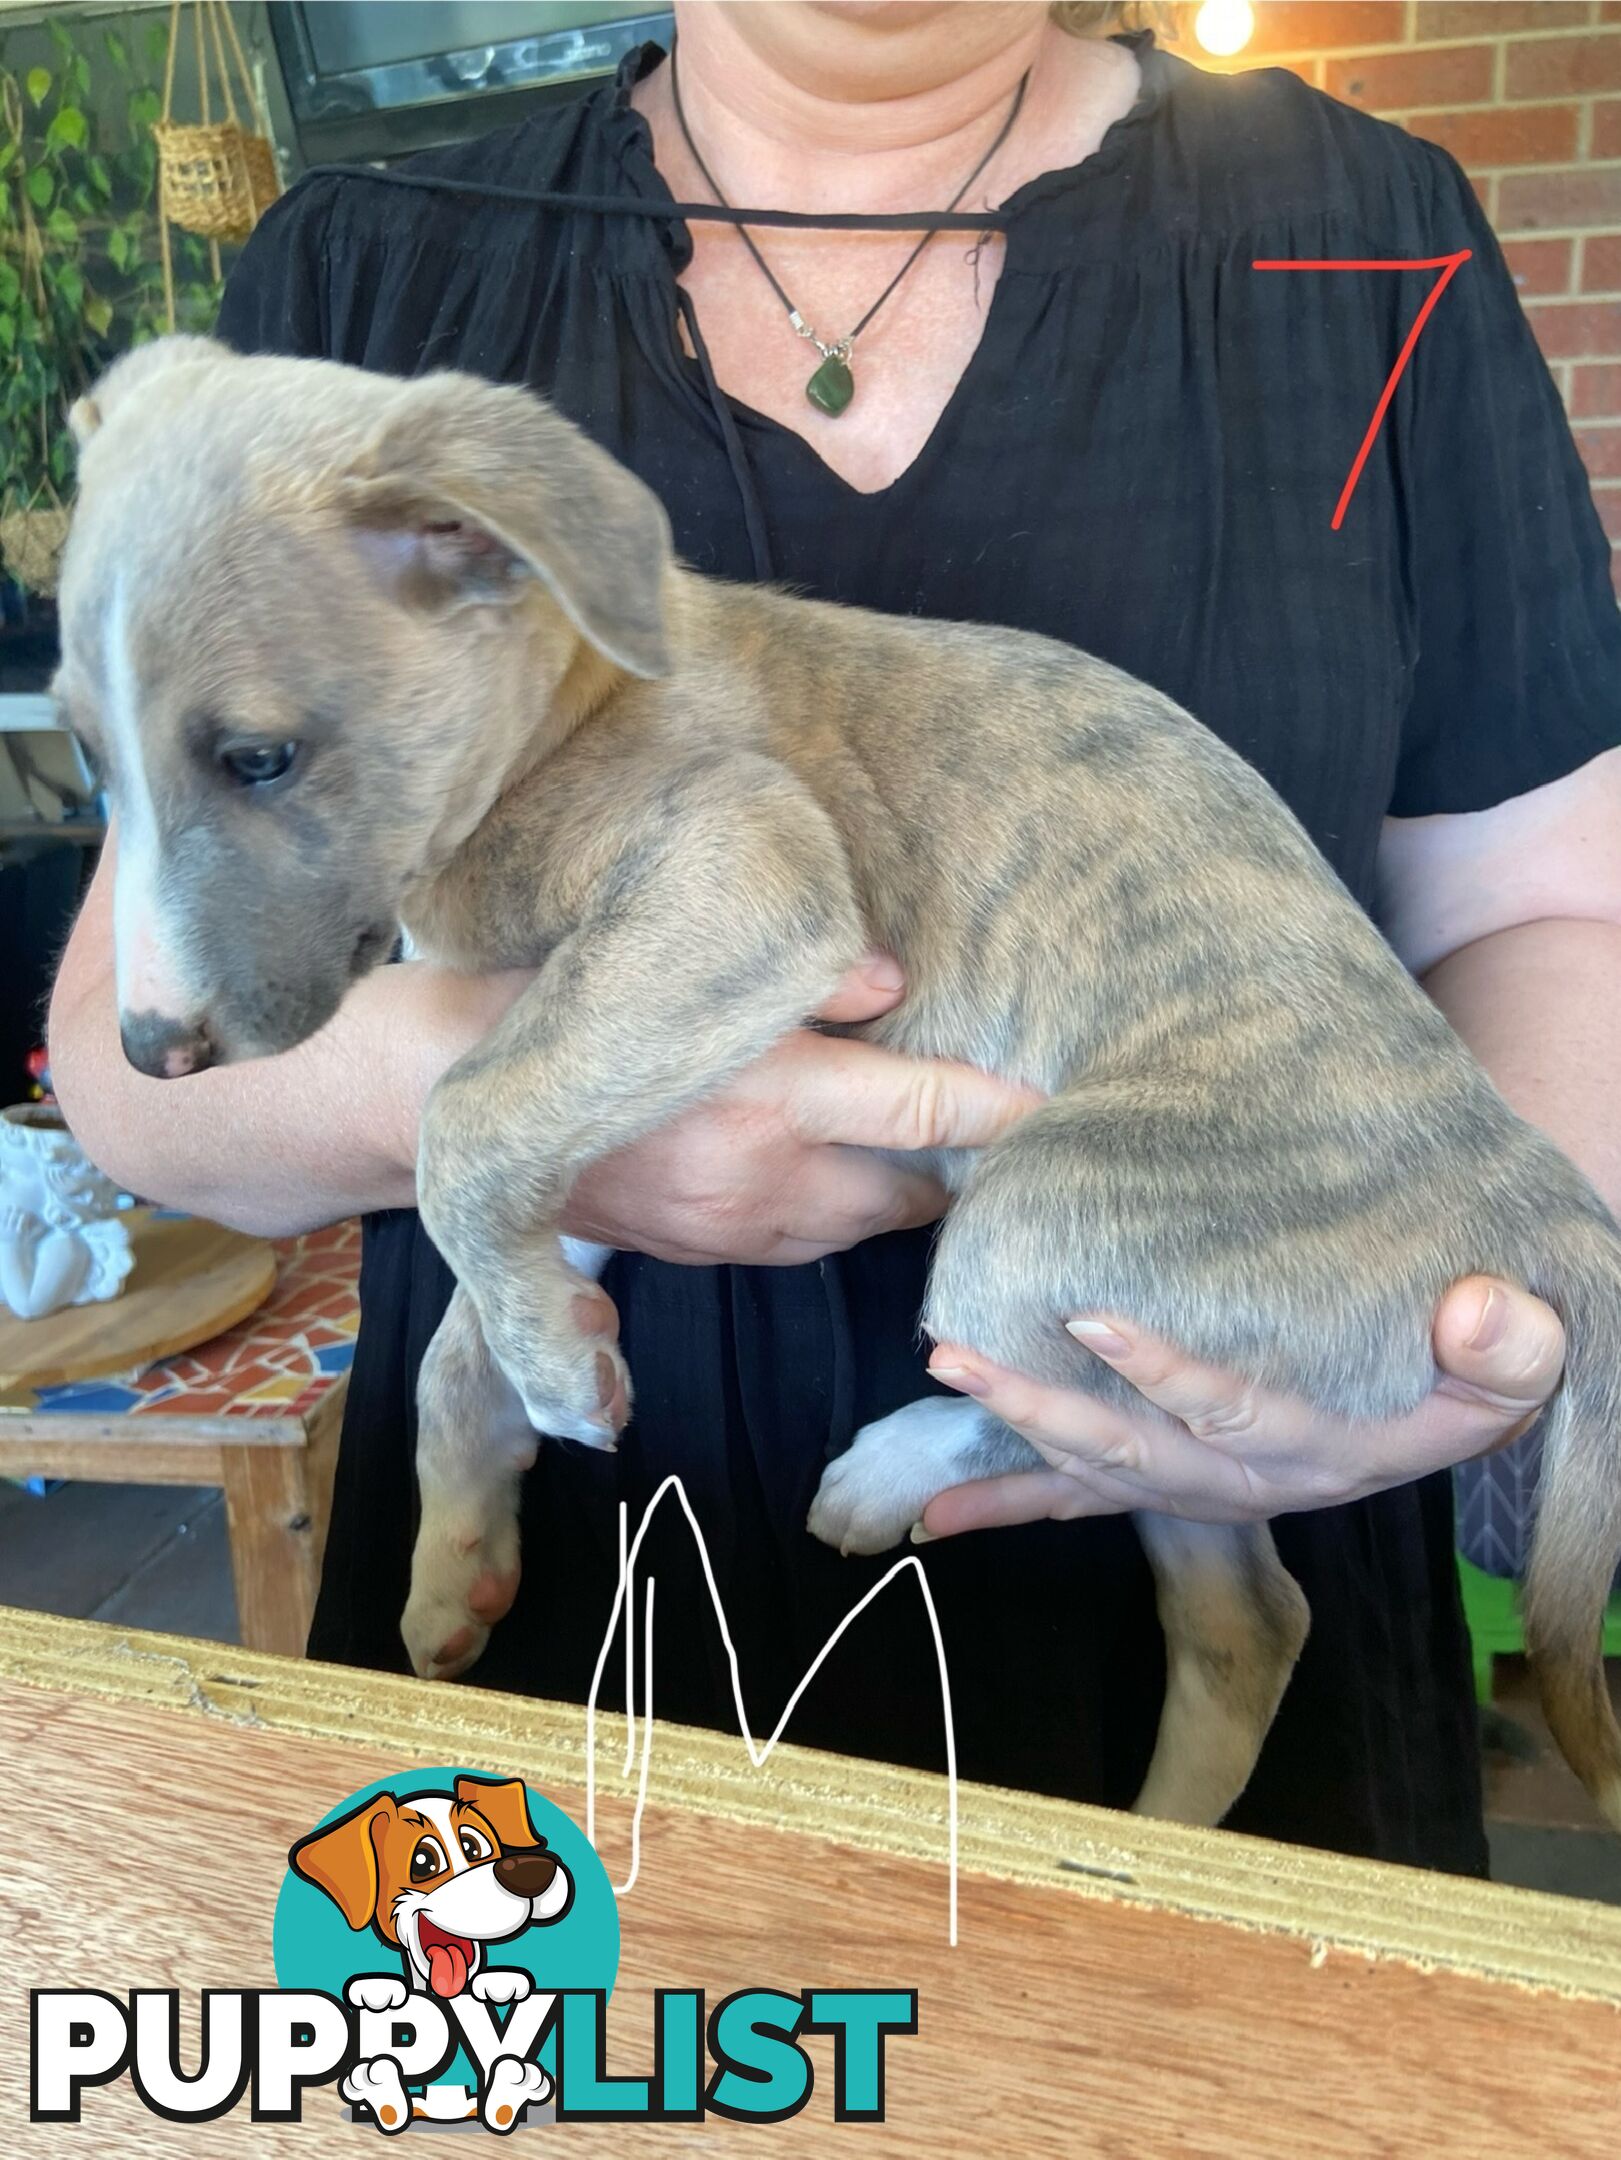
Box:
[104, 573, 182, 1018]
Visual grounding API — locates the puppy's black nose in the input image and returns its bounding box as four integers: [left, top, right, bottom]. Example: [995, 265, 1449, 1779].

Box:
[119, 1011, 217, 1080]
[494, 1847, 558, 1899]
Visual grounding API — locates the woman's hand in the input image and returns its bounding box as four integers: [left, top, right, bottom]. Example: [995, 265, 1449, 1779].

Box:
[921, 1277, 1567, 1534]
[564, 958, 1042, 1265]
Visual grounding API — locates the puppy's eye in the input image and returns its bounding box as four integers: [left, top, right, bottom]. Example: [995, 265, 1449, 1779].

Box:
[459, 1828, 491, 1863]
[409, 1836, 447, 1881]
[218, 740, 299, 788]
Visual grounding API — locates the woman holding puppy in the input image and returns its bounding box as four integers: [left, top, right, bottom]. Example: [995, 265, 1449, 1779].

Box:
[50, 3, 1621, 1871]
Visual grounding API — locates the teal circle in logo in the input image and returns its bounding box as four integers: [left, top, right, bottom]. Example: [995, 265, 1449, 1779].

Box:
[273, 1765, 619, 2084]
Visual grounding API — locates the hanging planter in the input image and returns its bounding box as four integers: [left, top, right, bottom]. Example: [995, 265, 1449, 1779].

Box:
[0, 493, 70, 595]
[152, 0, 279, 316]
[0, 17, 235, 600]
[0, 78, 71, 595]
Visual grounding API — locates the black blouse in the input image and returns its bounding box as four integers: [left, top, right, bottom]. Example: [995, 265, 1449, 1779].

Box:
[218, 33, 1620, 1872]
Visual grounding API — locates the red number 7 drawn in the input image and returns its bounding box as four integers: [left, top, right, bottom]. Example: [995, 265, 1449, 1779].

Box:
[1252, 250, 1472, 530]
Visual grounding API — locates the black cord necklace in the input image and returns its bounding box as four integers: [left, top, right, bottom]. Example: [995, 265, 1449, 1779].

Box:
[669, 46, 1030, 419]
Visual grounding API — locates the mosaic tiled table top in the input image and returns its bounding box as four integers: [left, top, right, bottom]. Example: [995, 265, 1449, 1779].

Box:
[0, 1218, 360, 1423]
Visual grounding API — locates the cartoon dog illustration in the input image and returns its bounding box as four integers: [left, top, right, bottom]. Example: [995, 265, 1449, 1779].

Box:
[289, 1774, 572, 2133]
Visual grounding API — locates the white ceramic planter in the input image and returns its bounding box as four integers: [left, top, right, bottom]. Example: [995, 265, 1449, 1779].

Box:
[0, 1103, 134, 1321]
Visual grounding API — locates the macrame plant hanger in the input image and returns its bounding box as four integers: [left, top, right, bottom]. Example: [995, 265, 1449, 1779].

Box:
[0, 75, 71, 592]
[153, 0, 280, 327]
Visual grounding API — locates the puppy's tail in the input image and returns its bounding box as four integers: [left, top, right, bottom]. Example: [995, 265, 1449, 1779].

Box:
[1523, 1224, 1621, 1831]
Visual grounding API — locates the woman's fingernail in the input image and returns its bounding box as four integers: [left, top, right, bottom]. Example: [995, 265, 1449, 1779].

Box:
[930, 1360, 989, 1397]
[1466, 1286, 1508, 1353]
[865, 954, 905, 993]
[1066, 1318, 1130, 1358]
[909, 1522, 937, 1545]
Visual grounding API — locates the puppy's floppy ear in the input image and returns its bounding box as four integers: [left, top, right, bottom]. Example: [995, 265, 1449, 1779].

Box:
[339, 372, 672, 679]
[454, 1774, 540, 1853]
[71, 334, 230, 445]
[288, 1794, 398, 1929]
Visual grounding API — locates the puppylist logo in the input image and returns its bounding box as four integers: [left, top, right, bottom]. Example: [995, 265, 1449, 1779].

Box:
[29, 1764, 918, 2133]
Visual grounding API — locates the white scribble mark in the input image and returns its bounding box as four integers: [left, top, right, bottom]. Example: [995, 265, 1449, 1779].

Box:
[622, 1572, 655, 1884]
[585, 1473, 959, 1945]
[620, 1502, 636, 1780]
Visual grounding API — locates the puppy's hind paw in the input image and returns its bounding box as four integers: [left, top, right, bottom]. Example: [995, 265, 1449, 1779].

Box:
[343, 2058, 413, 2135]
[483, 2057, 551, 2132]
[807, 1395, 992, 1557]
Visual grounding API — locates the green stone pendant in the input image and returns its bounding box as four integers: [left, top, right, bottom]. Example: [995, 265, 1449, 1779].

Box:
[805, 352, 854, 417]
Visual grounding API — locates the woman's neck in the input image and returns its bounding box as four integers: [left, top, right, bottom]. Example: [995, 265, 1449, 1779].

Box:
[634, 7, 1142, 495]
[662, 2, 1114, 211]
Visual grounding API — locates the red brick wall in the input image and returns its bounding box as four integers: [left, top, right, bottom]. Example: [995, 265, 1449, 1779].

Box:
[1194, 0, 1621, 585]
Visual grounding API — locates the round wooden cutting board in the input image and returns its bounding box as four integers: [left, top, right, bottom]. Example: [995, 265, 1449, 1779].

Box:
[0, 1209, 277, 1390]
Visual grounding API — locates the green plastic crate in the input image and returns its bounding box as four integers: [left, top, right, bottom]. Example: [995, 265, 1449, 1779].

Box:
[1457, 1551, 1621, 1704]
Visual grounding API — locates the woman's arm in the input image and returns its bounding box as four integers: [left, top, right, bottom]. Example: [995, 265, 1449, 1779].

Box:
[919, 752, 1621, 1536]
[49, 830, 1037, 1248]
[1379, 747, 1621, 1210]
[1421, 918, 1621, 1208]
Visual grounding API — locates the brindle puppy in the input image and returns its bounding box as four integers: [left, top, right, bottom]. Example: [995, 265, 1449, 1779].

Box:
[54, 338, 1621, 1829]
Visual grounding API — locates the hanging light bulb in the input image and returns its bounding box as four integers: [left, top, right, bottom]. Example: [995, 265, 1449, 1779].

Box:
[1194, 0, 1257, 59]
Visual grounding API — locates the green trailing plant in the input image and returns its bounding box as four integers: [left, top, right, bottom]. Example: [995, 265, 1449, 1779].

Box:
[0, 12, 227, 588]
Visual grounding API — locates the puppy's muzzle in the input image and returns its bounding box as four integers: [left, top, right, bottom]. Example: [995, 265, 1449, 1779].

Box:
[493, 1847, 560, 1899]
[120, 1010, 217, 1079]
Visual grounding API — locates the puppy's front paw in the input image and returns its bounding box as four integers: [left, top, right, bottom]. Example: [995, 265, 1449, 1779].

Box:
[470, 1968, 532, 2006]
[483, 2057, 551, 2132]
[808, 1395, 991, 1556]
[501, 1333, 632, 1451]
[346, 1976, 409, 2014]
[463, 1248, 634, 1449]
[343, 2057, 413, 2135]
[808, 1454, 924, 1557]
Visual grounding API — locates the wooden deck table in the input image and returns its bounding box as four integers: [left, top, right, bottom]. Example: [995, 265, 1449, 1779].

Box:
[0, 1220, 359, 1653]
[3, 1605, 1621, 2154]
